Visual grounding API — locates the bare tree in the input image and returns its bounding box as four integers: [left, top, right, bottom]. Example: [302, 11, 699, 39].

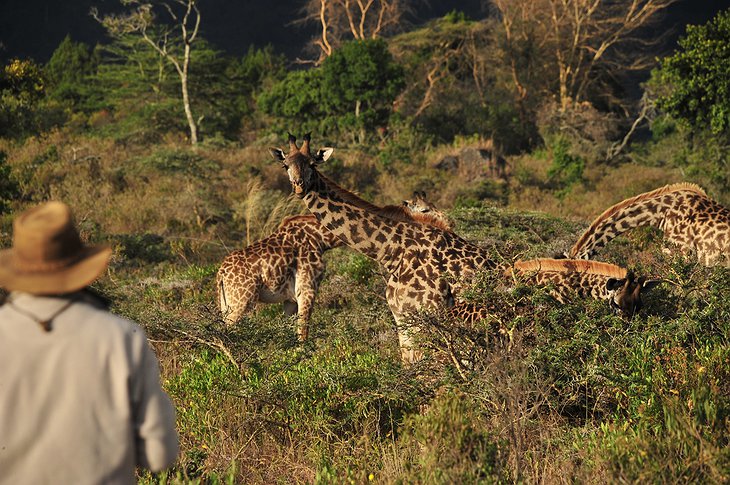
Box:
[301, 0, 414, 62]
[492, 0, 677, 112]
[92, 0, 201, 145]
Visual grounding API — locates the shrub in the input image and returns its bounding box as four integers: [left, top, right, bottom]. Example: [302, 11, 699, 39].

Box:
[654, 9, 730, 137]
[0, 151, 19, 214]
[546, 136, 585, 199]
[259, 39, 405, 143]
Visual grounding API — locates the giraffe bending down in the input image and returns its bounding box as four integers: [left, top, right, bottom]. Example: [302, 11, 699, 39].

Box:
[216, 194, 451, 340]
[270, 134, 497, 362]
[568, 183, 730, 267]
[509, 258, 662, 318]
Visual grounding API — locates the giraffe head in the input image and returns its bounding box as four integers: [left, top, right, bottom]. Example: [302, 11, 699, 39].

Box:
[269, 133, 334, 198]
[401, 190, 454, 231]
[402, 191, 435, 214]
[605, 273, 663, 318]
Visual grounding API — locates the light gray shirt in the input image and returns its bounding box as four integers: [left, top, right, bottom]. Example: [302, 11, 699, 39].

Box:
[0, 291, 178, 484]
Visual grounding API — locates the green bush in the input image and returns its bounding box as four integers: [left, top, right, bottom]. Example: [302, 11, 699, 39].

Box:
[0, 151, 19, 214]
[654, 9, 730, 137]
[259, 39, 405, 142]
[546, 136, 585, 199]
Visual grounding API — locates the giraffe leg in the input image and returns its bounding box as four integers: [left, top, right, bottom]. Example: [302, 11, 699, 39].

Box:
[294, 265, 318, 341]
[393, 314, 422, 364]
[219, 278, 259, 326]
[294, 285, 316, 341]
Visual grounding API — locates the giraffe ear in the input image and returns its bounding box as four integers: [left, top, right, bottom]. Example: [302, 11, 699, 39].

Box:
[314, 147, 334, 163]
[269, 148, 286, 161]
[606, 278, 626, 291]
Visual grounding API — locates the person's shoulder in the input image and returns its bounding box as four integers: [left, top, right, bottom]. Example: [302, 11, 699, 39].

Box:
[72, 298, 146, 339]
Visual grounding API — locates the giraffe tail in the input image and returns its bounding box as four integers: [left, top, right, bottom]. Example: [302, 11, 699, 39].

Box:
[217, 277, 229, 316]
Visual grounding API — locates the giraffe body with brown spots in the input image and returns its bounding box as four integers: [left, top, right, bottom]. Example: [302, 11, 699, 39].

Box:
[568, 183, 730, 267]
[216, 194, 451, 340]
[216, 215, 342, 340]
[510, 258, 662, 317]
[270, 134, 497, 362]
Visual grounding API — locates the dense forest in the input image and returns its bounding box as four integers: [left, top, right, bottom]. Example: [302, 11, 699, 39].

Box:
[1, 0, 729, 482]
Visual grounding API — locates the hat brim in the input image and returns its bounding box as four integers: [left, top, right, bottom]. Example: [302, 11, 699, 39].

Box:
[0, 245, 112, 294]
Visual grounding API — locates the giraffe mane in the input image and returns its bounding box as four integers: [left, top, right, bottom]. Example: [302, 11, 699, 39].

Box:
[513, 258, 627, 278]
[377, 204, 453, 232]
[319, 172, 384, 213]
[318, 171, 453, 231]
[571, 182, 707, 254]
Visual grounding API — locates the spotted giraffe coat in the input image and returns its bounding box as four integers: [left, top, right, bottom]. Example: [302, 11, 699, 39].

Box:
[270, 134, 497, 362]
[216, 215, 343, 340]
[217, 195, 451, 340]
[568, 183, 730, 267]
[509, 258, 661, 317]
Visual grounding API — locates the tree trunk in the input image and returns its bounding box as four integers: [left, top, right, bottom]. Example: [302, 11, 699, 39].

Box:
[181, 42, 198, 145]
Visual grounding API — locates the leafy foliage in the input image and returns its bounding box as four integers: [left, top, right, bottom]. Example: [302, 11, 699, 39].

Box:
[259, 39, 404, 142]
[0, 58, 53, 138]
[45, 36, 100, 107]
[655, 9, 730, 137]
[546, 136, 585, 199]
[0, 151, 19, 214]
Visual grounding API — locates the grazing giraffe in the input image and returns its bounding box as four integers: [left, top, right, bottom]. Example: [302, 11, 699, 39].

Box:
[568, 183, 730, 267]
[216, 194, 451, 340]
[269, 133, 497, 362]
[509, 258, 662, 318]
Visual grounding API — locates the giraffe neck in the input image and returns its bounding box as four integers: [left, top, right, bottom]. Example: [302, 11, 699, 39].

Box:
[303, 170, 419, 267]
[569, 193, 677, 258]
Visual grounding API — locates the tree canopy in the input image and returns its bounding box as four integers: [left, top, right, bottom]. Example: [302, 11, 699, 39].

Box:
[654, 9, 730, 137]
[259, 39, 404, 142]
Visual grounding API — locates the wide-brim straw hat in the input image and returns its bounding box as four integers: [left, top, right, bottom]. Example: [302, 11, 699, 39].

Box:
[0, 201, 112, 294]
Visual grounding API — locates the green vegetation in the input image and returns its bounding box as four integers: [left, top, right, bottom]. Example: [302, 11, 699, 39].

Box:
[1, 6, 730, 484]
[259, 39, 404, 142]
[648, 8, 730, 191]
[655, 9, 730, 136]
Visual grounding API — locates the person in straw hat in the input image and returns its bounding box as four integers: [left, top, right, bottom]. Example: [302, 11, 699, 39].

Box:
[0, 201, 178, 484]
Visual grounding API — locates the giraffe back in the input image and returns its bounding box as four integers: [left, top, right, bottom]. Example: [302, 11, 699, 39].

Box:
[569, 183, 729, 267]
[511, 258, 661, 317]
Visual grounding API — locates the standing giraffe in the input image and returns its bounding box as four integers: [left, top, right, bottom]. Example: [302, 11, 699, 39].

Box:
[509, 258, 662, 318]
[568, 183, 729, 267]
[269, 133, 497, 362]
[217, 215, 342, 340]
[216, 194, 451, 340]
